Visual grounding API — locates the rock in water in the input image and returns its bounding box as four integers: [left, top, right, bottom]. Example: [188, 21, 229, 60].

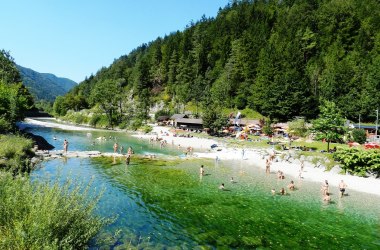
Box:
[24, 132, 55, 150]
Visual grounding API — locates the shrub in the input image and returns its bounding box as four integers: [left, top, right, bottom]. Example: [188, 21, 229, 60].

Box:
[74, 113, 88, 125]
[333, 148, 380, 177]
[141, 125, 153, 133]
[0, 116, 13, 133]
[262, 119, 273, 136]
[118, 121, 128, 129]
[288, 118, 308, 137]
[96, 115, 109, 128]
[351, 129, 367, 144]
[0, 135, 34, 174]
[0, 173, 109, 249]
[129, 119, 143, 131]
[89, 113, 101, 127]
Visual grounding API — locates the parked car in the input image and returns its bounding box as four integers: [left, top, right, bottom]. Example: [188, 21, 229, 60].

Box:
[364, 142, 380, 149]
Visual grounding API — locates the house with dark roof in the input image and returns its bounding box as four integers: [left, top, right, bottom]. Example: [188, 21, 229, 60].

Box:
[171, 114, 188, 120]
[156, 115, 170, 122]
[174, 118, 203, 129]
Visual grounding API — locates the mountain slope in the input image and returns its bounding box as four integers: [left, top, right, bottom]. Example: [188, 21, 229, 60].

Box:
[62, 0, 380, 122]
[17, 65, 77, 101]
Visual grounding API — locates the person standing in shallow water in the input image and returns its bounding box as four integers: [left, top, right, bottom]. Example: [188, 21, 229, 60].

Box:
[339, 180, 347, 198]
[265, 158, 271, 174]
[113, 143, 118, 153]
[323, 192, 331, 203]
[126, 154, 131, 165]
[321, 180, 329, 195]
[63, 139, 69, 154]
[200, 165, 205, 176]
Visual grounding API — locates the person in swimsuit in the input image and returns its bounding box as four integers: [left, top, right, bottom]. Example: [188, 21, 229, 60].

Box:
[113, 143, 118, 153]
[200, 165, 205, 176]
[287, 180, 295, 190]
[126, 154, 131, 165]
[321, 180, 329, 195]
[339, 180, 347, 198]
[323, 192, 331, 203]
[63, 139, 69, 154]
[265, 158, 271, 174]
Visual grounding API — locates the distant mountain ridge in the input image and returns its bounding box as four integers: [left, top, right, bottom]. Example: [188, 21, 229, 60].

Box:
[17, 65, 77, 101]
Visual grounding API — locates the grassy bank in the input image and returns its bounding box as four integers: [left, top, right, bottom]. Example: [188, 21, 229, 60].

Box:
[0, 134, 34, 174]
[0, 173, 109, 249]
[0, 134, 109, 249]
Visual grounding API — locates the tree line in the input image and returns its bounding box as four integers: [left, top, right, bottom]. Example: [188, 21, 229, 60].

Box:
[54, 0, 380, 128]
[0, 50, 34, 132]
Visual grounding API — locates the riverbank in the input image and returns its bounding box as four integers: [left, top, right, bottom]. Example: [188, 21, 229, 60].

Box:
[23, 118, 380, 196]
[132, 125, 380, 197]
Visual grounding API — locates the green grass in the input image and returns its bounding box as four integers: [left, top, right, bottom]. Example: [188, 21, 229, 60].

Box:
[0, 134, 34, 174]
[0, 173, 110, 249]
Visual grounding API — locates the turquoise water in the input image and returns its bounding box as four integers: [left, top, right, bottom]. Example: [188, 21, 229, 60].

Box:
[26, 121, 380, 249]
[21, 121, 180, 156]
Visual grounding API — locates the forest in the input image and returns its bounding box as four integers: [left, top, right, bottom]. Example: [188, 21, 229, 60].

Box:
[0, 50, 34, 132]
[54, 0, 380, 128]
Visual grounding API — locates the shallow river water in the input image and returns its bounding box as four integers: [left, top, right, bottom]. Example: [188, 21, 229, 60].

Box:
[24, 121, 380, 249]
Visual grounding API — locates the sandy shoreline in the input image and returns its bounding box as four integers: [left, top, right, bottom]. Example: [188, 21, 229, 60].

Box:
[24, 118, 380, 197]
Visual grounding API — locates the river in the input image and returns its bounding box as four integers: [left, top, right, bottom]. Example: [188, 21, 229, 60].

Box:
[22, 119, 380, 249]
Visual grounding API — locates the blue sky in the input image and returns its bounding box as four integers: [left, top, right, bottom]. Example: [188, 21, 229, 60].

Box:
[1, 0, 229, 83]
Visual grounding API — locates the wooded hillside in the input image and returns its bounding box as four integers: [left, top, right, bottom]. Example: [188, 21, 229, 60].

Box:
[56, 0, 380, 124]
[17, 65, 77, 102]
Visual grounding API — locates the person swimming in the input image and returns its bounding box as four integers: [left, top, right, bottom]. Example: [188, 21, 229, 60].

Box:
[287, 180, 295, 190]
[323, 192, 331, 203]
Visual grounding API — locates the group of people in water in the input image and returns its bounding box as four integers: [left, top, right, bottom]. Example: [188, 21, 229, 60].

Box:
[321, 179, 348, 202]
[112, 143, 134, 165]
[210, 151, 349, 202]
[268, 157, 348, 202]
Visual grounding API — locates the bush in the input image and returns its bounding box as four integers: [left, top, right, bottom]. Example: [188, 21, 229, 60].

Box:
[74, 113, 88, 125]
[333, 148, 380, 177]
[88, 113, 108, 128]
[141, 125, 153, 133]
[0, 117, 13, 133]
[118, 121, 128, 129]
[96, 115, 109, 128]
[0, 173, 109, 249]
[351, 129, 367, 144]
[129, 119, 143, 131]
[0, 135, 34, 174]
[288, 118, 308, 137]
[89, 113, 101, 127]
